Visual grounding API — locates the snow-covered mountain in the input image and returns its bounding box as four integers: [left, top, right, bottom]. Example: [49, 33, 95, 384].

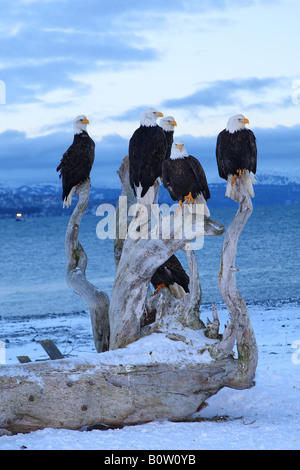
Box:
[0, 174, 299, 218]
[0, 183, 119, 218]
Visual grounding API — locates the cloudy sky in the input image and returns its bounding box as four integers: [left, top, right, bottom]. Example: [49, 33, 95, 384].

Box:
[0, 0, 299, 187]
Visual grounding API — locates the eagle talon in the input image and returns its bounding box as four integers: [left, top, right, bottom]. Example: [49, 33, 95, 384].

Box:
[176, 200, 183, 213]
[184, 192, 194, 204]
[231, 174, 238, 184]
[151, 283, 167, 297]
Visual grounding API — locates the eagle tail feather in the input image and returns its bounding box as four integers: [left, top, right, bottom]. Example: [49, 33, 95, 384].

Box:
[136, 184, 155, 205]
[169, 283, 186, 300]
[63, 186, 76, 208]
[226, 170, 256, 201]
[244, 170, 256, 197]
[193, 193, 210, 217]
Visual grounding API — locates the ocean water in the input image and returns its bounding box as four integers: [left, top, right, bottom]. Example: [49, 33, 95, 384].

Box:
[0, 204, 299, 318]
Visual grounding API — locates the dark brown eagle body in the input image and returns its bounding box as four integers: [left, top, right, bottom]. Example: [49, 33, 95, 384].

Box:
[162, 155, 210, 203]
[151, 254, 190, 299]
[163, 129, 174, 160]
[216, 128, 257, 180]
[129, 124, 167, 199]
[56, 130, 95, 206]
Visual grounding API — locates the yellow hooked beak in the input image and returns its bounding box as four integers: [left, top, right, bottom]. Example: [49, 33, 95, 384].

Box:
[156, 112, 164, 118]
[241, 118, 249, 124]
[82, 118, 89, 124]
[171, 120, 177, 126]
[176, 143, 183, 151]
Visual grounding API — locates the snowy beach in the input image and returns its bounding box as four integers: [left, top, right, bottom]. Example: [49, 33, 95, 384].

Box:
[1, 299, 299, 450]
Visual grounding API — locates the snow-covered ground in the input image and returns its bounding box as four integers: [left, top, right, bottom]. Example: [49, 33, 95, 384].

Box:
[0, 301, 300, 450]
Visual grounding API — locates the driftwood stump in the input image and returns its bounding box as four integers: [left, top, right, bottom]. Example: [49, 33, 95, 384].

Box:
[0, 160, 258, 433]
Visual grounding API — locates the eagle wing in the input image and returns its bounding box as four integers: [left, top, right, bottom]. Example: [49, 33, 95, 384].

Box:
[128, 128, 143, 194]
[139, 126, 167, 196]
[187, 156, 210, 200]
[129, 126, 167, 197]
[247, 129, 257, 174]
[57, 135, 95, 201]
[165, 255, 190, 292]
[151, 254, 189, 293]
[162, 159, 177, 200]
[216, 130, 228, 180]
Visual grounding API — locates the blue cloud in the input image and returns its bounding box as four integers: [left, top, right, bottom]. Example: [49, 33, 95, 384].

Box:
[1, 27, 158, 104]
[162, 77, 290, 110]
[0, 129, 128, 187]
[1, 124, 299, 187]
[105, 77, 292, 123]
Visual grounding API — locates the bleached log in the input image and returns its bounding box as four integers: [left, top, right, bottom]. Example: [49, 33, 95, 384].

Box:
[65, 181, 110, 352]
[0, 346, 252, 434]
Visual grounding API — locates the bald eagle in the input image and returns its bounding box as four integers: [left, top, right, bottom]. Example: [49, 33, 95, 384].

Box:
[162, 140, 210, 216]
[159, 116, 177, 159]
[216, 114, 257, 201]
[56, 115, 95, 208]
[129, 108, 167, 205]
[151, 254, 189, 300]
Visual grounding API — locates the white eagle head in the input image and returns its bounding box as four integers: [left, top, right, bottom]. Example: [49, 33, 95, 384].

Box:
[73, 115, 89, 134]
[159, 116, 177, 131]
[226, 114, 249, 134]
[140, 108, 163, 127]
[170, 140, 189, 160]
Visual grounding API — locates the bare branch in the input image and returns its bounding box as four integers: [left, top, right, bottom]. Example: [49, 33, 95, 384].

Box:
[65, 181, 110, 352]
[209, 180, 258, 385]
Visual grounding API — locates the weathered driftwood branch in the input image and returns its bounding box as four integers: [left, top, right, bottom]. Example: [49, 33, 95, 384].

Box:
[114, 157, 137, 268]
[65, 181, 110, 352]
[170, 247, 203, 329]
[109, 196, 224, 350]
[209, 180, 258, 386]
